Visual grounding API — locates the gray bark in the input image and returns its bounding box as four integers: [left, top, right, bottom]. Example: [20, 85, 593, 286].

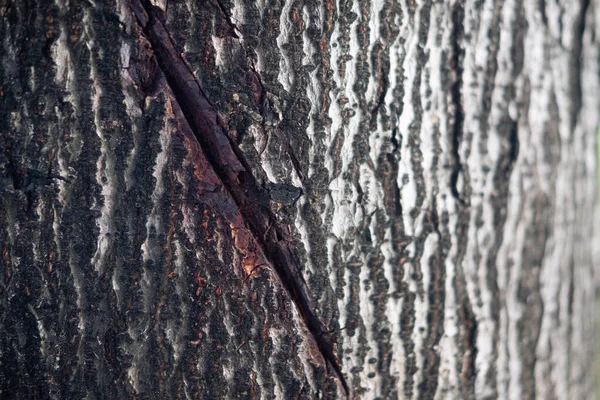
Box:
[0, 0, 598, 399]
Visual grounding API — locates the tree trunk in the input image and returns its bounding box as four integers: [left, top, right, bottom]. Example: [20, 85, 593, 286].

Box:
[0, 0, 598, 399]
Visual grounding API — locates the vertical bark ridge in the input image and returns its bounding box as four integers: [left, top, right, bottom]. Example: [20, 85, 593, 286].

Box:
[476, 0, 506, 395]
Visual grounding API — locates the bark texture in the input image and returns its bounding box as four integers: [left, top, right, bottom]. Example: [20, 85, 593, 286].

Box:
[0, 0, 598, 399]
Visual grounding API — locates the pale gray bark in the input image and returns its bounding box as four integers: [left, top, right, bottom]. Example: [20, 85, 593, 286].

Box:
[0, 0, 598, 399]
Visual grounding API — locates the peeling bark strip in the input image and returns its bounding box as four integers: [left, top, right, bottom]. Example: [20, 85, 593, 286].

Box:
[129, 0, 349, 395]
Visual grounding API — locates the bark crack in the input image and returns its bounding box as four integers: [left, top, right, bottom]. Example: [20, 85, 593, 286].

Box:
[129, 1, 348, 396]
[370, 63, 389, 127]
[212, 0, 241, 39]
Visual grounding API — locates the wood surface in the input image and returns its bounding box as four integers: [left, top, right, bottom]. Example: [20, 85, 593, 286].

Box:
[0, 0, 598, 398]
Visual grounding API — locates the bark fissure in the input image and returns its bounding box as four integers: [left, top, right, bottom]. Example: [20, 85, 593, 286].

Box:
[449, 1, 466, 206]
[129, 1, 349, 395]
[570, 0, 591, 131]
[418, 200, 447, 400]
[210, 2, 307, 184]
[370, 63, 389, 128]
[212, 0, 241, 39]
[447, 2, 478, 397]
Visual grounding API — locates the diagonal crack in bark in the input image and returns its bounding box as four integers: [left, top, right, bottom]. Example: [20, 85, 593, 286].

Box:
[129, 1, 349, 396]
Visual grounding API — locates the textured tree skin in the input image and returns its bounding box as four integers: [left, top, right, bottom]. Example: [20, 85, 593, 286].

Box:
[0, 0, 598, 399]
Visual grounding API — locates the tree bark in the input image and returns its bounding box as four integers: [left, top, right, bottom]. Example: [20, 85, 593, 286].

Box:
[0, 0, 598, 399]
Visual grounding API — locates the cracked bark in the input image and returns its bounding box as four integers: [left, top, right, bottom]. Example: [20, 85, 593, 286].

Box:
[0, 0, 598, 399]
[130, 0, 348, 395]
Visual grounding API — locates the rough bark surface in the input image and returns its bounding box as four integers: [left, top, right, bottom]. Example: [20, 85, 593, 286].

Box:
[0, 0, 598, 399]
